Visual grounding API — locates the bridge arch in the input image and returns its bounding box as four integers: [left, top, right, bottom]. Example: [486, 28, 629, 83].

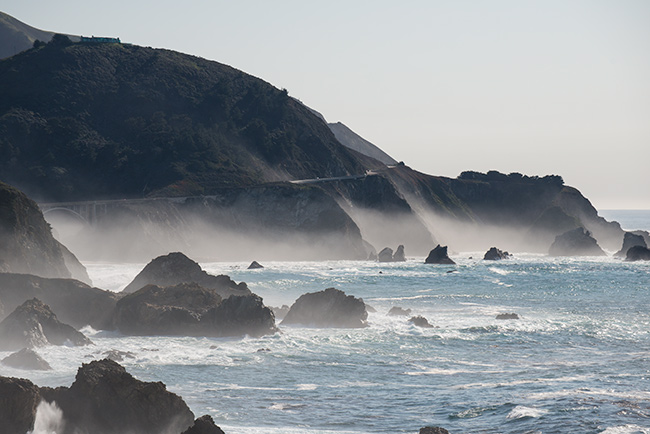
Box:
[42, 207, 90, 225]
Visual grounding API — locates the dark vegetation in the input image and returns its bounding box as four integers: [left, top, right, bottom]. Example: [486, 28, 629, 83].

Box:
[0, 35, 375, 201]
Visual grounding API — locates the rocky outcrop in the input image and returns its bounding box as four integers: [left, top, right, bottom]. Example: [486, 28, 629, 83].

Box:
[0, 298, 92, 351]
[0, 273, 117, 329]
[182, 415, 226, 434]
[625, 245, 650, 262]
[1, 348, 52, 370]
[496, 313, 519, 320]
[0, 376, 41, 434]
[388, 306, 412, 316]
[420, 427, 450, 434]
[122, 252, 250, 298]
[425, 245, 456, 265]
[409, 316, 434, 328]
[483, 247, 510, 261]
[247, 261, 264, 269]
[615, 232, 647, 257]
[393, 245, 406, 261]
[549, 227, 606, 256]
[378, 247, 394, 262]
[40, 359, 195, 434]
[0, 181, 89, 282]
[281, 287, 368, 328]
[114, 282, 276, 337]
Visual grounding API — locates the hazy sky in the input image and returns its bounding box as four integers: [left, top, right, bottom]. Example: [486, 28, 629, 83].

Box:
[3, 0, 650, 209]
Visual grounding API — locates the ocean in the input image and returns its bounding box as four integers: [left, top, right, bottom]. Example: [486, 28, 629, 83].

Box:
[4, 211, 650, 434]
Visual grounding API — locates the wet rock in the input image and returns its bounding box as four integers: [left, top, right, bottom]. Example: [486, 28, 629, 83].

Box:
[0, 298, 92, 351]
[247, 261, 264, 269]
[0, 376, 41, 434]
[122, 252, 250, 299]
[496, 313, 520, 320]
[425, 245, 456, 265]
[103, 349, 136, 362]
[1, 348, 52, 370]
[182, 415, 226, 434]
[615, 232, 647, 257]
[114, 282, 277, 338]
[409, 316, 434, 328]
[420, 427, 450, 434]
[548, 227, 606, 256]
[483, 247, 511, 261]
[625, 245, 650, 262]
[0, 273, 117, 330]
[388, 306, 412, 316]
[377, 247, 394, 262]
[393, 245, 406, 262]
[281, 287, 368, 328]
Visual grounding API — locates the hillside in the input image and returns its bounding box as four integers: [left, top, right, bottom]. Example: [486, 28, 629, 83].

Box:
[0, 35, 381, 201]
[328, 122, 397, 165]
[0, 11, 79, 59]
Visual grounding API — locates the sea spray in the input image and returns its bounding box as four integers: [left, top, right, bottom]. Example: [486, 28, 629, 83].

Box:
[29, 400, 64, 434]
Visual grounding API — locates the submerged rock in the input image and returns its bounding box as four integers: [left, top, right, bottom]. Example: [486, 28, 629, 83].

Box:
[1, 348, 52, 371]
[615, 232, 647, 257]
[625, 245, 650, 262]
[0, 298, 92, 351]
[425, 245, 456, 265]
[483, 247, 511, 261]
[388, 306, 412, 316]
[408, 316, 434, 328]
[123, 252, 250, 299]
[496, 313, 520, 320]
[247, 261, 264, 269]
[281, 287, 368, 328]
[548, 227, 606, 257]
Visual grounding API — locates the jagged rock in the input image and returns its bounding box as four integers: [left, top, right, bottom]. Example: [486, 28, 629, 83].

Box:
[0, 273, 118, 330]
[122, 252, 250, 299]
[247, 261, 264, 269]
[388, 306, 412, 316]
[615, 232, 647, 257]
[281, 288, 368, 328]
[103, 349, 136, 362]
[549, 227, 606, 256]
[483, 247, 511, 261]
[0, 298, 92, 351]
[496, 313, 519, 320]
[0, 376, 41, 434]
[393, 245, 406, 262]
[114, 282, 276, 337]
[1, 348, 52, 370]
[425, 245, 456, 264]
[181, 415, 226, 434]
[408, 316, 434, 328]
[40, 359, 195, 434]
[625, 245, 650, 262]
[420, 427, 450, 434]
[271, 305, 290, 320]
[377, 247, 394, 262]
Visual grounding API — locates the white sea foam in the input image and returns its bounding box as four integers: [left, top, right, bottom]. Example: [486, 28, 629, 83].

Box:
[506, 405, 549, 420]
[599, 425, 650, 434]
[29, 401, 65, 434]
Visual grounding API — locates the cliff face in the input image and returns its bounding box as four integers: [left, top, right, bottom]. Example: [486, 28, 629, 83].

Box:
[0, 181, 89, 281]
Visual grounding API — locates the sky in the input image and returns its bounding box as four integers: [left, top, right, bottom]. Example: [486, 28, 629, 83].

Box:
[2, 0, 650, 209]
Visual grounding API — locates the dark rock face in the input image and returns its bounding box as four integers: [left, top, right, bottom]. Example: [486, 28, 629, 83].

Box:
[181, 415, 226, 434]
[281, 287, 368, 328]
[114, 282, 276, 337]
[625, 245, 650, 262]
[378, 247, 394, 262]
[0, 376, 41, 434]
[615, 232, 647, 257]
[247, 261, 264, 269]
[393, 245, 406, 262]
[0, 298, 92, 351]
[0, 273, 117, 330]
[122, 252, 250, 298]
[40, 359, 195, 434]
[425, 245, 456, 265]
[549, 227, 606, 256]
[483, 247, 510, 261]
[409, 316, 434, 328]
[420, 427, 450, 434]
[388, 306, 412, 316]
[496, 313, 520, 320]
[2, 348, 52, 371]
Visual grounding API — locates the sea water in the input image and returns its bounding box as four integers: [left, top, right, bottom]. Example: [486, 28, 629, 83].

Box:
[3, 212, 650, 434]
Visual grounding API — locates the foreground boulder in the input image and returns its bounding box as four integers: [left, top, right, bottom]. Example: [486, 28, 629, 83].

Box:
[425, 245, 456, 265]
[1, 348, 52, 371]
[483, 247, 511, 261]
[114, 282, 276, 337]
[0, 273, 117, 329]
[625, 245, 650, 262]
[123, 252, 250, 299]
[281, 288, 368, 328]
[0, 376, 41, 434]
[0, 298, 92, 351]
[548, 227, 606, 256]
[615, 232, 647, 257]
